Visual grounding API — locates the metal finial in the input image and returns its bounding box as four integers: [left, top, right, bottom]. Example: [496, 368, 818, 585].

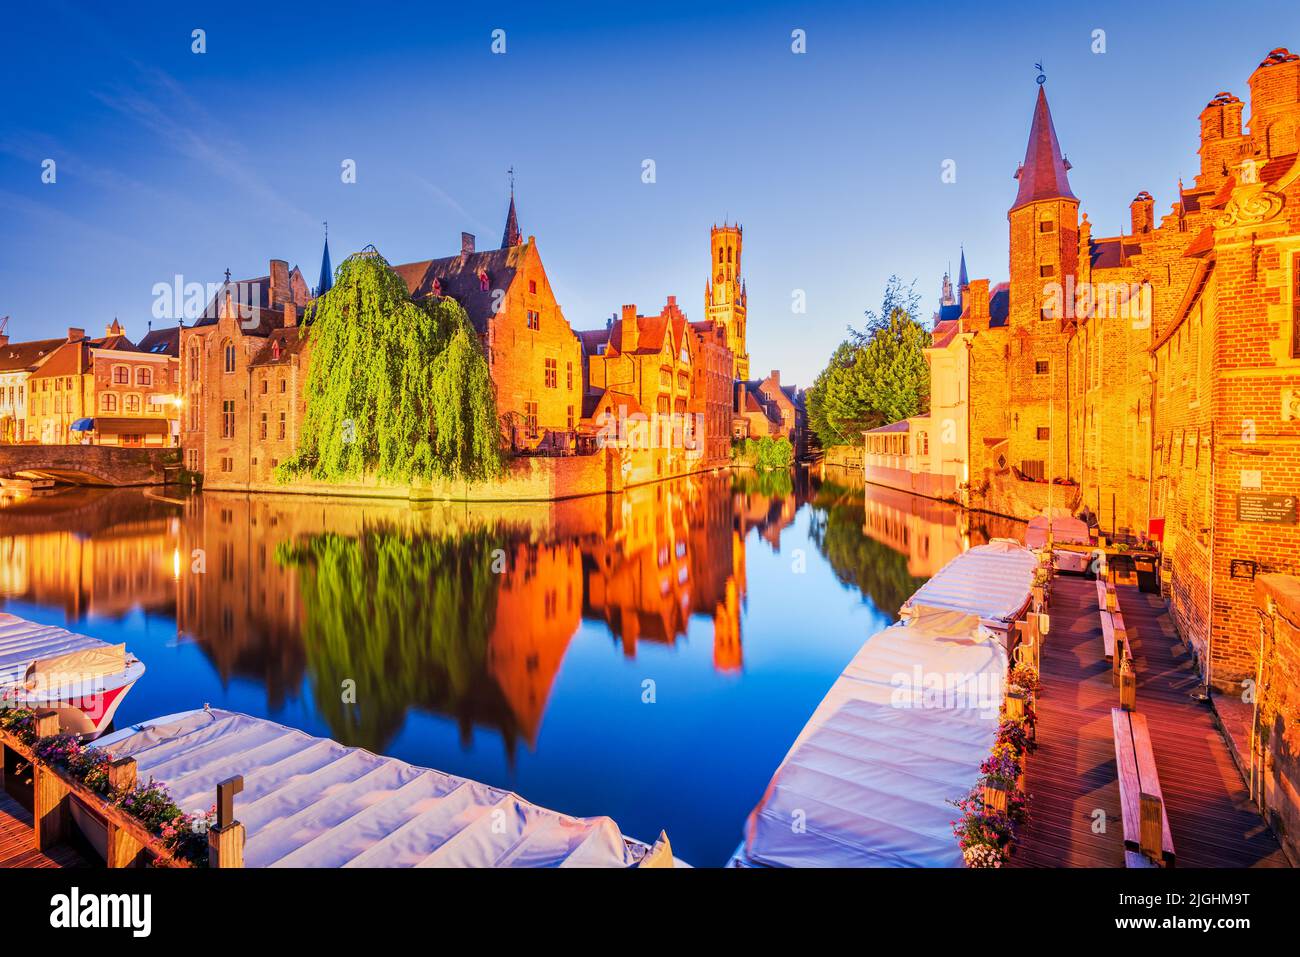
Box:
[1035, 61, 1046, 85]
[507, 166, 515, 194]
[323, 220, 328, 241]
[224, 268, 231, 283]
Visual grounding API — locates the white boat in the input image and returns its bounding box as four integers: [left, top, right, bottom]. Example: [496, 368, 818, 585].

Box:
[0, 613, 146, 738]
[730, 606, 1008, 867]
[82, 708, 681, 868]
[1024, 513, 1094, 574]
[900, 539, 1039, 637]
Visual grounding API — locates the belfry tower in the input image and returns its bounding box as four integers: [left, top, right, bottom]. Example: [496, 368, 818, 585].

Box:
[705, 223, 749, 380]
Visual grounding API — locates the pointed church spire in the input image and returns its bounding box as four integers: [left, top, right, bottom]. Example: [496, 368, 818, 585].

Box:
[1012, 84, 1076, 211]
[317, 221, 333, 296]
[958, 246, 969, 290]
[501, 168, 522, 248]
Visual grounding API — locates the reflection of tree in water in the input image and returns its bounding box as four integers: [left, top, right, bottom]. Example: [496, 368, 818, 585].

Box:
[806, 480, 927, 618]
[277, 525, 522, 756]
[730, 468, 794, 499]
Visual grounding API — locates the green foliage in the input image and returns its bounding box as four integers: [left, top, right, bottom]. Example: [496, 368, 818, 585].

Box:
[730, 435, 794, 472]
[277, 250, 504, 486]
[806, 276, 931, 449]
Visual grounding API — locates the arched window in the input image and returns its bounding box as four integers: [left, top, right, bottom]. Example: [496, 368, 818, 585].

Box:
[100, 393, 117, 412]
[718, 248, 724, 264]
[223, 341, 236, 373]
[125, 394, 140, 412]
[136, 367, 152, 387]
[188, 344, 200, 381]
[112, 365, 129, 385]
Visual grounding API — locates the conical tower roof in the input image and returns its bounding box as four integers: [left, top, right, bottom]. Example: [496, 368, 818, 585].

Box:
[1012, 86, 1076, 210]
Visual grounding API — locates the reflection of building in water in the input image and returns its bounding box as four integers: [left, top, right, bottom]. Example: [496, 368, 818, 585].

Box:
[860, 484, 968, 579]
[0, 492, 175, 620]
[487, 541, 582, 743]
[582, 474, 749, 671]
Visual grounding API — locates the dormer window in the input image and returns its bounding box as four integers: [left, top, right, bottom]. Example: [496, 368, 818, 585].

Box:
[476, 267, 490, 291]
[271, 339, 282, 360]
[432, 278, 443, 296]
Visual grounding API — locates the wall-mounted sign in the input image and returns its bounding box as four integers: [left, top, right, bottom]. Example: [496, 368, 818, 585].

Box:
[1237, 493, 1297, 525]
[1240, 470, 1262, 491]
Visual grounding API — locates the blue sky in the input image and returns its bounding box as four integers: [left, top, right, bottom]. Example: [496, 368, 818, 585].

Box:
[1, 1, 1294, 383]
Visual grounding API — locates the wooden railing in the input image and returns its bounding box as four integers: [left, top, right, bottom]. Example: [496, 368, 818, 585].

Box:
[0, 710, 245, 868]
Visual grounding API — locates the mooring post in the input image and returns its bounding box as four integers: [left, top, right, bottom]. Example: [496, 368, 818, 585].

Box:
[32, 710, 68, 851]
[208, 775, 246, 868]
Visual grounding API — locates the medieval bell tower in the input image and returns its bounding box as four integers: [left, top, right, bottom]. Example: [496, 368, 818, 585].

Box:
[705, 223, 749, 380]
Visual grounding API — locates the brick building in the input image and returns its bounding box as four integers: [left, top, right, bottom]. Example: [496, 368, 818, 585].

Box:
[937, 48, 1300, 690]
[27, 321, 180, 446]
[705, 223, 749, 380]
[0, 332, 63, 443]
[393, 197, 584, 451]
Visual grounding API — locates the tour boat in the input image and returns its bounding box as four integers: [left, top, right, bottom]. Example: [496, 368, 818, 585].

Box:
[1024, 513, 1093, 574]
[899, 538, 1039, 638]
[0, 477, 55, 491]
[0, 613, 146, 739]
[81, 707, 680, 867]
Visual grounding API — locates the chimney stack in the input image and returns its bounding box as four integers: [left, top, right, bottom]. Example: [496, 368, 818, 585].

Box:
[769, 370, 780, 388]
[621, 304, 639, 353]
[1197, 92, 1246, 187]
[461, 232, 475, 256]
[269, 259, 290, 304]
[0, 334, 9, 348]
[1129, 191, 1155, 234]
[284, 301, 298, 328]
[67, 327, 85, 342]
[966, 280, 991, 332]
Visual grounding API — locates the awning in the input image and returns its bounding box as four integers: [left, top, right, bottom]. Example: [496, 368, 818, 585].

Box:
[902, 540, 1037, 624]
[69, 417, 95, 432]
[737, 607, 1006, 867]
[91, 417, 170, 436]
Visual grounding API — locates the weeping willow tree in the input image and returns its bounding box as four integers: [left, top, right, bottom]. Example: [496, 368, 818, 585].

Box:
[276, 249, 505, 485]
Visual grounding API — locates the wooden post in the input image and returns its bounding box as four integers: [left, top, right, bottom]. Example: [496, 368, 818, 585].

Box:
[1113, 635, 1125, 686]
[982, 782, 1009, 814]
[1139, 792, 1163, 863]
[1005, 689, 1027, 722]
[208, 775, 245, 869]
[104, 757, 143, 867]
[1119, 659, 1137, 711]
[32, 711, 69, 851]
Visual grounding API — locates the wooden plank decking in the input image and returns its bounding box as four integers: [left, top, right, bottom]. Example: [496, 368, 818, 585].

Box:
[1011, 576, 1288, 868]
[0, 789, 86, 868]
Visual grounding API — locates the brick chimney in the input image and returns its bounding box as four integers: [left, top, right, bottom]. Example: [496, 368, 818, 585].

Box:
[269, 259, 290, 304]
[1247, 48, 1300, 160]
[1130, 191, 1155, 234]
[461, 232, 475, 256]
[965, 280, 991, 332]
[0, 334, 9, 347]
[769, 370, 780, 388]
[284, 301, 297, 328]
[1197, 92, 1246, 186]
[620, 305, 639, 353]
[67, 326, 84, 342]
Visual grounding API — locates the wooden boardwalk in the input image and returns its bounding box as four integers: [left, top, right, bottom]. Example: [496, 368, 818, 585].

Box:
[0, 790, 86, 868]
[1012, 576, 1288, 868]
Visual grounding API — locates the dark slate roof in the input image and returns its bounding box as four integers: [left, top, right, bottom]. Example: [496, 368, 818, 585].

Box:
[137, 325, 180, 357]
[957, 249, 969, 289]
[502, 195, 522, 248]
[1089, 237, 1144, 269]
[250, 326, 308, 367]
[989, 283, 1010, 326]
[194, 275, 272, 328]
[395, 245, 526, 334]
[866, 419, 913, 434]
[1012, 86, 1076, 210]
[937, 302, 962, 323]
[317, 239, 333, 295]
[576, 328, 611, 356]
[0, 337, 65, 373]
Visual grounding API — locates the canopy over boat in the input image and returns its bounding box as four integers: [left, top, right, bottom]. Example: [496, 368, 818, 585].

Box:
[1025, 514, 1090, 549]
[902, 539, 1038, 625]
[735, 606, 1006, 867]
[97, 708, 673, 868]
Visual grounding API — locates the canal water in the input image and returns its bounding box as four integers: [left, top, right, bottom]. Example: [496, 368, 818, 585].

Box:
[0, 466, 1019, 865]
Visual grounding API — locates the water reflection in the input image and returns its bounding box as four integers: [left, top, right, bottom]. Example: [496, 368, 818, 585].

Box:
[0, 466, 1020, 864]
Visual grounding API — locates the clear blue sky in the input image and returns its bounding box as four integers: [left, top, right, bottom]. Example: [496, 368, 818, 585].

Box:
[1, 1, 1294, 383]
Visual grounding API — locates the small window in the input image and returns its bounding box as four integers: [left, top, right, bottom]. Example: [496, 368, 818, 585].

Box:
[223, 341, 236, 373]
[101, 393, 117, 412]
[259, 413, 268, 440]
[113, 366, 129, 385]
[260, 378, 268, 395]
[1021, 459, 1046, 480]
[1036, 427, 1050, 441]
[1039, 220, 1055, 233]
[278, 412, 286, 440]
[544, 358, 557, 388]
[527, 310, 540, 331]
[529, 280, 537, 294]
[1039, 264, 1055, 278]
[1035, 360, 1049, 375]
[136, 367, 152, 387]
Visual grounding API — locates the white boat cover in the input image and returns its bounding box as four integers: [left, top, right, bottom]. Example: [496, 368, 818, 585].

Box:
[1025, 514, 1090, 548]
[902, 540, 1037, 623]
[0, 614, 128, 689]
[737, 607, 1006, 867]
[98, 708, 658, 868]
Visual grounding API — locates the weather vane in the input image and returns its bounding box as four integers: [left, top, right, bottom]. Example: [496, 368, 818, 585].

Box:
[323, 220, 328, 241]
[507, 165, 515, 194]
[1035, 60, 1046, 85]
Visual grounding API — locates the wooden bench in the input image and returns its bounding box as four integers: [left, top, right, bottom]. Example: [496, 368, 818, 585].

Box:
[1099, 610, 1117, 660]
[1095, 578, 1109, 612]
[1112, 708, 1175, 867]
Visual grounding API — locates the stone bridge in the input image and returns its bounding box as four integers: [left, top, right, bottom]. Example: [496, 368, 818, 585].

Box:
[0, 445, 179, 486]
